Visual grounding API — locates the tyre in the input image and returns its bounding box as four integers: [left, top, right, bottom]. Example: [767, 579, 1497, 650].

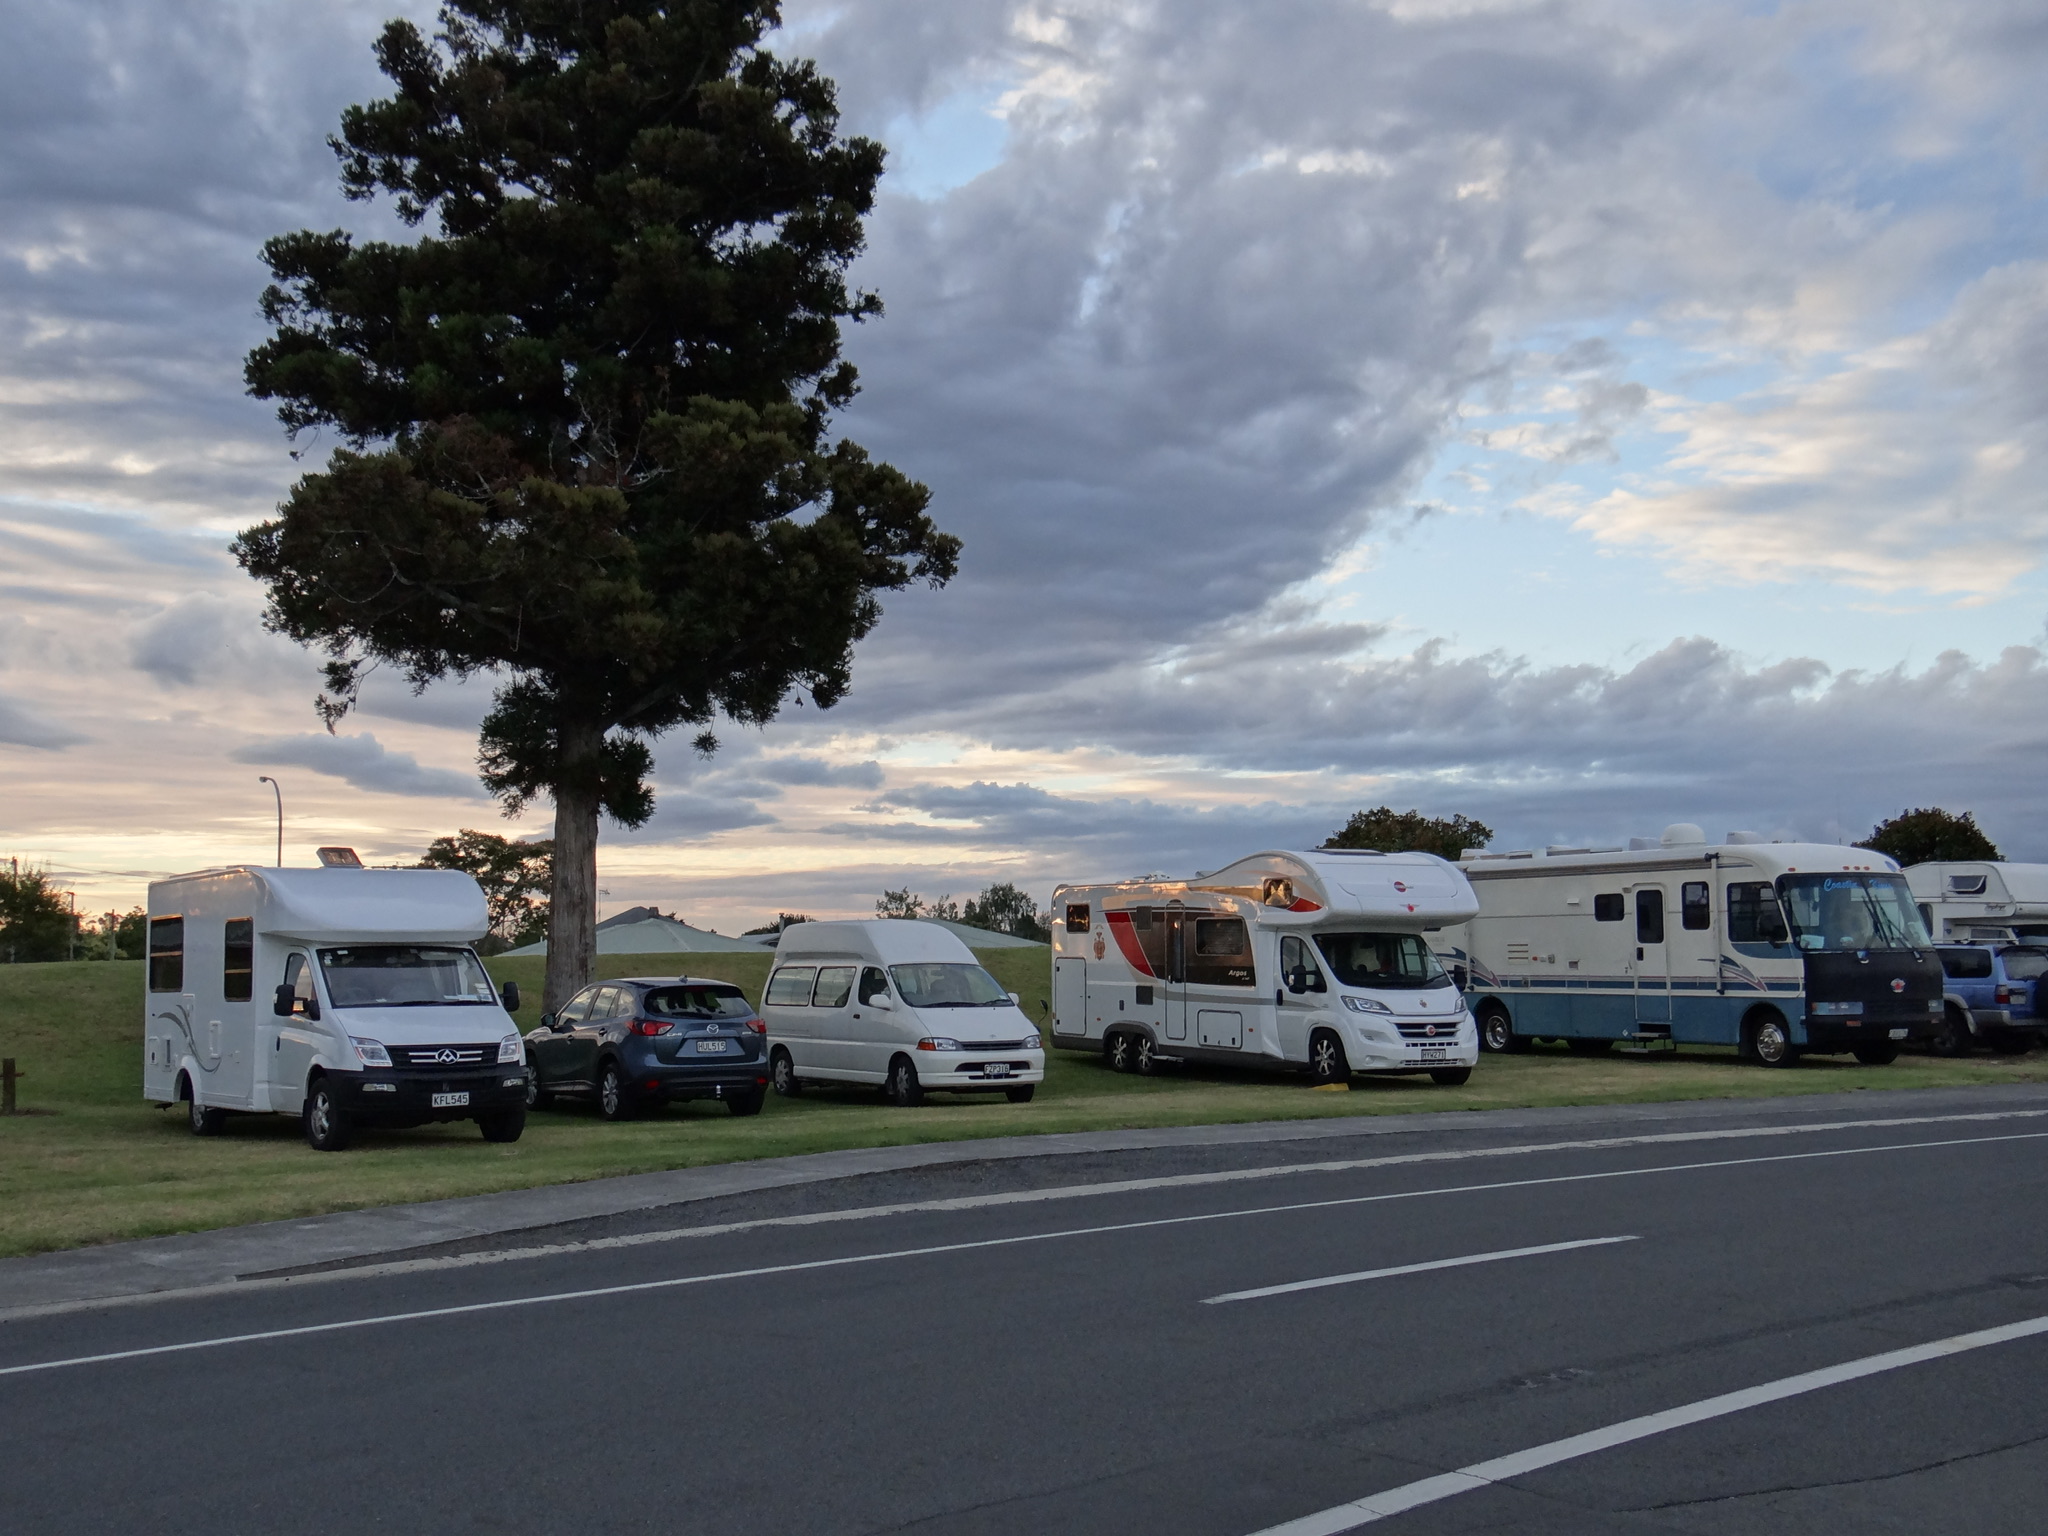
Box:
[1308, 1029, 1349, 1085]
[1478, 1005, 1526, 1054]
[1430, 1066, 1473, 1086]
[1106, 1032, 1135, 1073]
[725, 1088, 765, 1116]
[886, 1056, 924, 1107]
[184, 1078, 227, 1137]
[524, 1071, 553, 1110]
[477, 1107, 526, 1142]
[1931, 1005, 1973, 1058]
[1005, 1084, 1036, 1103]
[1746, 1013, 1798, 1068]
[770, 1047, 801, 1097]
[1134, 1035, 1162, 1076]
[1565, 1038, 1614, 1056]
[597, 1060, 633, 1121]
[1988, 1029, 2033, 1056]
[1851, 1043, 1899, 1066]
[302, 1077, 352, 1152]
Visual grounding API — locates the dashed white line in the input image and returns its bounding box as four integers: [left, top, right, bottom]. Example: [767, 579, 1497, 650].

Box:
[1202, 1236, 1639, 1304]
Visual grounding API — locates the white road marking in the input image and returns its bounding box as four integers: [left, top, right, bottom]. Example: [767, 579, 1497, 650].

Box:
[1244, 1312, 2048, 1535]
[3, 1129, 2044, 1378]
[1202, 1236, 1638, 1305]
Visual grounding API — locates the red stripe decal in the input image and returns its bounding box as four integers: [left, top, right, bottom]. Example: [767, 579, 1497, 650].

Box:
[1288, 897, 1323, 912]
[1104, 911, 1156, 976]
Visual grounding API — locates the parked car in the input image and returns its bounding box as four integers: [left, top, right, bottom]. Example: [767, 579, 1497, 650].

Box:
[1931, 944, 2047, 1056]
[525, 976, 769, 1119]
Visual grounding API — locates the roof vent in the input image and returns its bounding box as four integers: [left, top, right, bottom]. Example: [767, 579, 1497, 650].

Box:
[1628, 837, 1658, 850]
[316, 846, 362, 868]
[1661, 823, 1706, 847]
[1725, 830, 1765, 845]
[1546, 845, 1591, 856]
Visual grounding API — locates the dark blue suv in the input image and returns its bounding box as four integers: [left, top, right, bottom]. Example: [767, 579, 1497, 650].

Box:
[525, 976, 769, 1119]
[1931, 945, 2046, 1056]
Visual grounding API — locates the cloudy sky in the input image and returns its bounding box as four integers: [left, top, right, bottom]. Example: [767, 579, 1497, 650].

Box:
[5, 0, 2048, 930]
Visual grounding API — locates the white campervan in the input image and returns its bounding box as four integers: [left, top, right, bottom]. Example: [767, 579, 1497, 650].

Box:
[1049, 849, 1481, 1084]
[762, 920, 1045, 1106]
[143, 857, 529, 1150]
[1905, 862, 2048, 943]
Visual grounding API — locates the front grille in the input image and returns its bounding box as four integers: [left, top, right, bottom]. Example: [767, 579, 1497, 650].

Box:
[391, 1044, 496, 1070]
[960, 1039, 1031, 1052]
[1396, 1021, 1459, 1040]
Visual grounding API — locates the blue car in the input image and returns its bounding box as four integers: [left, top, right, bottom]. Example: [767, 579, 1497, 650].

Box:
[524, 976, 770, 1119]
[1931, 945, 2046, 1056]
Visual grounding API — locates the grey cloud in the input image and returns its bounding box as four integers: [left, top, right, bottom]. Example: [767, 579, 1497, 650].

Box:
[129, 590, 307, 688]
[230, 731, 484, 801]
[0, 692, 85, 749]
[753, 755, 887, 789]
[607, 793, 778, 845]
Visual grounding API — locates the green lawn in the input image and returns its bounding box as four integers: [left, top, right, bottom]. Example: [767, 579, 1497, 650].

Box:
[2, 952, 2044, 1259]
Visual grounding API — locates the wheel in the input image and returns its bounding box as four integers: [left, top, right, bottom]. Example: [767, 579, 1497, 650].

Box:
[1430, 1066, 1473, 1086]
[1005, 1084, 1036, 1103]
[184, 1078, 227, 1137]
[597, 1060, 634, 1121]
[1746, 1013, 1798, 1068]
[725, 1088, 765, 1116]
[1105, 1032, 1135, 1073]
[524, 1071, 553, 1110]
[1308, 1029, 1349, 1085]
[1931, 1005, 1973, 1058]
[1478, 1005, 1526, 1054]
[770, 1047, 801, 1097]
[1988, 1030, 2034, 1056]
[886, 1056, 924, 1107]
[477, 1107, 526, 1142]
[302, 1077, 352, 1151]
[1565, 1038, 1614, 1056]
[1852, 1043, 1899, 1066]
[1134, 1035, 1162, 1076]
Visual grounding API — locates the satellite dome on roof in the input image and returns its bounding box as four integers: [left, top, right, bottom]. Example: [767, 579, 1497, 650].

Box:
[1660, 823, 1707, 847]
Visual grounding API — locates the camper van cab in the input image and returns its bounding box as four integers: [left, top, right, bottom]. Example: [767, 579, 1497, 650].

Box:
[1905, 862, 2048, 944]
[143, 860, 528, 1150]
[1050, 850, 1482, 1084]
[763, 920, 1045, 1106]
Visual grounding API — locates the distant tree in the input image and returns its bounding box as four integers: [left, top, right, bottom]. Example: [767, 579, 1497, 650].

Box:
[417, 830, 554, 948]
[235, 2, 957, 1009]
[1856, 808, 2000, 866]
[743, 912, 812, 936]
[0, 863, 77, 963]
[84, 908, 146, 961]
[963, 881, 1049, 942]
[1324, 807, 1494, 861]
[876, 888, 924, 920]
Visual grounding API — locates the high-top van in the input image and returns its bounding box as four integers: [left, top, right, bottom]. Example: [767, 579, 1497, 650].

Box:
[763, 920, 1045, 1106]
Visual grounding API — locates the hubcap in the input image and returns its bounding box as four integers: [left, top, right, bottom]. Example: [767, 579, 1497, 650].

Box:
[311, 1093, 329, 1137]
[602, 1072, 619, 1115]
[1757, 1023, 1787, 1063]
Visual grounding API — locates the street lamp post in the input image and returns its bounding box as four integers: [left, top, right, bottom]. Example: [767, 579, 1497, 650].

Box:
[258, 776, 283, 866]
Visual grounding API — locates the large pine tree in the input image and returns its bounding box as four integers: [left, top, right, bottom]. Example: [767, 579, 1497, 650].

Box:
[236, 2, 957, 1007]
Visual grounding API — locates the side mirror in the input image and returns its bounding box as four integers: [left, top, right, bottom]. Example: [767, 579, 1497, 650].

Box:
[273, 984, 295, 1018]
[1284, 965, 1305, 994]
[1008, 991, 1021, 1005]
[538, 1011, 556, 1031]
[1452, 965, 1469, 992]
[868, 994, 894, 1011]
[500, 980, 521, 1012]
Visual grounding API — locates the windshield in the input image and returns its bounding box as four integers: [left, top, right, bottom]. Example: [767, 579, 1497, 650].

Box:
[888, 963, 1011, 1008]
[1313, 932, 1452, 990]
[1776, 875, 1932, 952]
[2000, 949, 2048, 981]
[316, 946, 497, 1008]
[642, 985, 754, 1018]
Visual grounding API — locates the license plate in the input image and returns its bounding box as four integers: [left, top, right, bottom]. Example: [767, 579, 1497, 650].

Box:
[1419, 1048, 1448, 1061]
[431, 1091, 469, 1108]
[694, 1039, 729, 1053]
[983, 1061, 1012, 1078]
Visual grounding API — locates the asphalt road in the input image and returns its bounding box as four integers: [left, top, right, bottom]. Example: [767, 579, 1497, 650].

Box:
[5, 1101, 2047, 1534]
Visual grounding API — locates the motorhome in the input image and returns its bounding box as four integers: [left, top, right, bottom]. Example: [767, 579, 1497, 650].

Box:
[1049, 849, 1480, 1084]
[1904, 862, 2048, 944]
[143, 856, 529, 1150]
[1444, 824, 1943, 1066]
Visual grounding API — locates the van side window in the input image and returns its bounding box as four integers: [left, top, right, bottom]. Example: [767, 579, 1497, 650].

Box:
[148, 916, 184, 993]
[1636, 890, 1664, 945]
[859, 966, 890, 1005]
[813, 966, 855, 1008]
[1939, 948, 1993, 980]
[765, 966, 817, 1005]
[223, 918, 254, 1002]
[1727, 883, 1788, 944]
[1279, 934, 1324, 993]
[284, 953, 317, 1015]
[1593, 894, 1624, 921]
[1680, 883, 1710, 931]
[1065, 903, 1090, 933]
[1188, 917, 1255, 987]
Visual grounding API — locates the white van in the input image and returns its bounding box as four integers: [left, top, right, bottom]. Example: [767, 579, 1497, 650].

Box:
[143, 857, 529, 1150]
[1904, 861, 2048, 943]
[763, 920, 1046, 1106]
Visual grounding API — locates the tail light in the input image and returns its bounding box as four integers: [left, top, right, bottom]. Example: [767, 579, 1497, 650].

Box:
[632, 1018, 675, 1036]
[743, 1015, 766, 1034]
[1997, 985, 2025, 1005]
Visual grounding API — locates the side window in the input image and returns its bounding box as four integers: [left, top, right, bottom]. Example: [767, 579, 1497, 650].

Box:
[1680, 883, 1710, 931]
[1188, 917, 1255, 987]
[284, 952, 316, 1014]
[1939, 949, 1993, 980]
[557, 986, 600, 1025]
[1728, 883, 1788, 944]
[148, 916, 184, 993]
[813, 966, 856, 1008]
[765, 965, 817, 1005]
[1065, 903, 1090, 933]
[596, 986, 632, 1020]
[1593, 894, 1624, 922]
[223, 918, 254, 1002]
[1279, 934, 1324, 993]
[1636, 890, 1665, 945]
[859, 966, 890, 1005]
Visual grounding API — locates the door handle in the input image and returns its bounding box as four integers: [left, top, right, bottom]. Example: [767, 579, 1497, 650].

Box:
[1637, 947, 1644, 960]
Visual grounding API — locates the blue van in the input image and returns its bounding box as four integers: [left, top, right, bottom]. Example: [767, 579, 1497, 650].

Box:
[1931, 945, 2047, 1056]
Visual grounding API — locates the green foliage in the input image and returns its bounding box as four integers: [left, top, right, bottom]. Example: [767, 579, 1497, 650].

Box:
[1324, 806, 1494, 860]
[964, 881, 1050, 942]
[0, 864, 77, 963]
[1856, 807, 2001, 865]
[875, 887, 926, 920]
[78, 909, 146, 961]
[417, 829, 554, 944]
[742, 911, 811, 936]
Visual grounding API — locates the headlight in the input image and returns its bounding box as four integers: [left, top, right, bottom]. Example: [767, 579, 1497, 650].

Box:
[1020, 1032, 1042, 1051]
[350, 1036, 392, 1067]
[497, 1033, 524, 1063]
[1341, 996, 1392, 1015]
[917, 1037, 964, 1051]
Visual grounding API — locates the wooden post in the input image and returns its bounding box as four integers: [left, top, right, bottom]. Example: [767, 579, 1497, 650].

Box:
[1, 1057, 18, 1115]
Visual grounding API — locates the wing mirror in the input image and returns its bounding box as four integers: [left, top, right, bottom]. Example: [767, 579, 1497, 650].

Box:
[500, 980, 521, 1012]
[273, 984, 295, 1018]
[1008, 991, 1021, 1005]
[868, 993, 894, 1011]
[1285, 965, 1307, 995]
[537, 1011, 556, 1030]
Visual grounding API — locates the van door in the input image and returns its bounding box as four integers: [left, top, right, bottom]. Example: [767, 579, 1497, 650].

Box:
[1630, 885, 1672, 1025]
[270, 950, 321, 1114]
[1163, 906, 1189, 1042]
[810, 965, 860, 1078]
[1053, 956, 1087, 1039]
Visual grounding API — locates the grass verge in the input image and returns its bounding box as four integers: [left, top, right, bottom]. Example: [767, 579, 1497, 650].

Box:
[3, 951, 2045, 1259]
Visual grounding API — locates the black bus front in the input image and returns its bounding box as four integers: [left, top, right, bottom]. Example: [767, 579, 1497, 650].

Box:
[1779, 873, 1943, 1052]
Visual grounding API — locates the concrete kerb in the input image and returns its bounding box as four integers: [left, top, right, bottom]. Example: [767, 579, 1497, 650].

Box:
[5, 1082, 2046, 1321]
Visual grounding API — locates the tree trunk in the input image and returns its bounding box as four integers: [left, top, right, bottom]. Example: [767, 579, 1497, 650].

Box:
[543, 719, 603, 1014]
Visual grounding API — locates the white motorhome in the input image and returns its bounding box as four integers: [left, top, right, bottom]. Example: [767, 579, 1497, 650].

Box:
[1049, 849, 1480, 1084]
[1904, 862, 2048, 943]
[143, 858, 529, 1150]
[1444, 824, 1944, 1066]
[763, 920, 1045, 1106]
